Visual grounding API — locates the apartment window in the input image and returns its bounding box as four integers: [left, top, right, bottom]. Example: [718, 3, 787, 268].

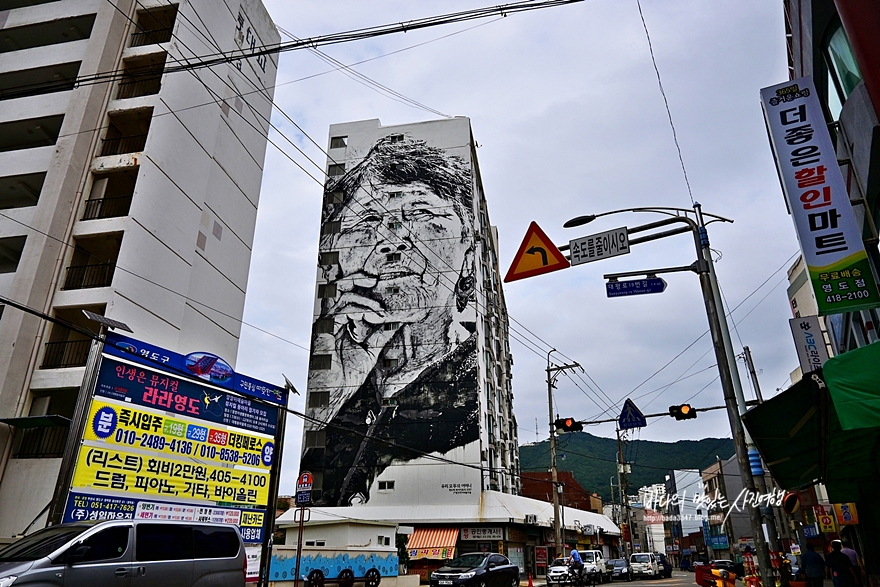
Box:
[101, 108, 152, 156]
[0, 236, 26, 273]
[388, 221, 402, 230]
[324, 191, 343, 205]
[328, 164, 345, 177]
[0, 61, 81, 100]
[381, 358, 398, 369]
[318, 251, 339, 265]
[385, 286, 400, 295]
[131, 5, 178, 46]
[41, 304, 105, 369]
[308, 391, 329, 408]
[388, 134, 404, 143]
[0, 114, 64, 154]
[383, 322, 400, 331]
[386, 253, 401, 263]
[314, 318, 333, 334]
[378, 535, 391, 546]
[117, 53, 166, 99]
[304, 540, 326, 547]
[321, 221, 341, 235]
[824, 21, 862, 120]
[82, 169, 137, 220]
[0, 13, 95, 54]
[378, 480, 395, 491]
[0, 172, 44, 210]
[387, 191, 402, 199]
[329, 136, 347, 149]
[305, 430, 326, 449]
[317, 283, 337, 298]
[309, 354, 331, 370]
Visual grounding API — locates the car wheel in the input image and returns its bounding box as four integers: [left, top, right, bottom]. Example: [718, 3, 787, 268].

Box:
[512, 577, 519, 587]
[479, 581, 487, 587]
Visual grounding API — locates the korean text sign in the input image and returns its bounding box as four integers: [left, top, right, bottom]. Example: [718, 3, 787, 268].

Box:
[64, 345, 284, 546]
[761, 76, 879, 315]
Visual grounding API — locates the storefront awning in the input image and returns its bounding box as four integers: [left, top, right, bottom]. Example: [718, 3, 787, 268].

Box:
[742, 343, 880, 503]
[0, 415, 70, 429]
[407, 527, 459, 560]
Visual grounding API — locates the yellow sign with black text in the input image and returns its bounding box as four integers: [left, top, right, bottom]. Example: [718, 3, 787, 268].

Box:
[71, 445, 270, 506]
[84, 398, 271, 471]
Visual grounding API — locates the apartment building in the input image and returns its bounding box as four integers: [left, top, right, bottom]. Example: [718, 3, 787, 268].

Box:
[0, 0, 279, 536]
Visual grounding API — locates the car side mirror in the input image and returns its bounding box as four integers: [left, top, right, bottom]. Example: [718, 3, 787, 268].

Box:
[489, 563, 496, 569]
[66, 545, 91, 564]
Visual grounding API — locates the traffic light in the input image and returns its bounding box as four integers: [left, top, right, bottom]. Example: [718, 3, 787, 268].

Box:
[554, 417, 583, 433]
[668, 404, 697, 420]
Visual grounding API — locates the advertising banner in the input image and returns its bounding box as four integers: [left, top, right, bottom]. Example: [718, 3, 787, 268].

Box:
[63, 336, 286, 552]
[761, 76, 879, 315]
[461, 527, 504, 541]
[789, 316, 830, 373]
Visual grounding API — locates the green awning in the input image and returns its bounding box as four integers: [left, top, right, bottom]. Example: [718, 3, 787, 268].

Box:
[0, 415, 71, 429]
[742, 367, 880, 504]
[823, 340, 880, 430]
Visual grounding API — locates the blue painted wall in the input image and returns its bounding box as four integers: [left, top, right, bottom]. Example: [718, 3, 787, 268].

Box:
[271, 551, 399, 582]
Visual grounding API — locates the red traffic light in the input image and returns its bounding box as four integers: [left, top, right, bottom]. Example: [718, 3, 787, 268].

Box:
[554, 417, 583, 433]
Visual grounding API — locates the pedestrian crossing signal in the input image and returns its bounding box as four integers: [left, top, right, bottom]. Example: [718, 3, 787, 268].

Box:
[669, 404, 697, 420]
[554, 417, 583, 433]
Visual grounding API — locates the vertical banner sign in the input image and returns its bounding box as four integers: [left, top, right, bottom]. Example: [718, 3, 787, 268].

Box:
[788, 316, 830, 373]
[761, 76, 880, 315]
[62, 333, 287, 572]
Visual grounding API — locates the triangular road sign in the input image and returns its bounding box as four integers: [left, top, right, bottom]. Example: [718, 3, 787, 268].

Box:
[618, 398, 647, 430]
[504, 221, 570, 282]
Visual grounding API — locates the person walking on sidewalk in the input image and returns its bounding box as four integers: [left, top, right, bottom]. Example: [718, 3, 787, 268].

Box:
[826, 540, 858, 587]
[801, 543, 825, 587]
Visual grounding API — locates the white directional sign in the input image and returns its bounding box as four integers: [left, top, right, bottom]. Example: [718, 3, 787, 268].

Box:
[569, 227, 629, 266]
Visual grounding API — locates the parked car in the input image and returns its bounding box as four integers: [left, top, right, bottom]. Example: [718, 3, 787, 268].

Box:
[607, 559, 632, 581]
[430, 553, 520, 587]
[629, 553, 660, 579]
[654, 553, 673, 578]
[0, 519, 246, 587]
[709, 560, 736, 573]
[547, 558, 574, 586]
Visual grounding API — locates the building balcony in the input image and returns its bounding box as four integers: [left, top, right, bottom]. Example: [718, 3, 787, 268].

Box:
[129, 5, 177, 48]
[62, 262, 115, 290]
[12, 424, 69, 458]
[116, 76, 161, 100]
[41, 339, 90, 369]
[100, 133, 148, 156]
[130, 28, 173, 47]
[81, 195, 132, 220]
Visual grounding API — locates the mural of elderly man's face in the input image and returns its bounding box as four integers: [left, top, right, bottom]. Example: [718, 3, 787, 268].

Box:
[330, 181, 470, 326]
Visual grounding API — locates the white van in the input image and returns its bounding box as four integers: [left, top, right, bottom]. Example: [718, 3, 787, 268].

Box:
[0, 519, 247, 587]
[629, 552, 659, 579]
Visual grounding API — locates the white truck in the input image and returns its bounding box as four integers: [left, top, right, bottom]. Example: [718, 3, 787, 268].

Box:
[581, 550, 612, 583]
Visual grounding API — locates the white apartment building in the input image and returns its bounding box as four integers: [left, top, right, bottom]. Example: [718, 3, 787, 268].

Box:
[299, 117, 520, 507]
[0, 0, 279, 536]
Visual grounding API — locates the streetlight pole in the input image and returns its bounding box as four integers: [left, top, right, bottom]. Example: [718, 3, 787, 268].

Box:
[563, 204, 776, 587]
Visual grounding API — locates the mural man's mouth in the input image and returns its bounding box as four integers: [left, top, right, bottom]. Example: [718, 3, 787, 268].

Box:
[378, 270, 418, 280]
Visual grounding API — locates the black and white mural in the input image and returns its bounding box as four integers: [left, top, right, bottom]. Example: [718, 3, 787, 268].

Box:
[301, 135, 480, 506]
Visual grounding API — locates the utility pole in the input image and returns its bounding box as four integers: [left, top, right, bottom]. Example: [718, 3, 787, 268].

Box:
[547, 349, 580, 557]
[742, 346, 764, 403]
[616, 428, 633, 558]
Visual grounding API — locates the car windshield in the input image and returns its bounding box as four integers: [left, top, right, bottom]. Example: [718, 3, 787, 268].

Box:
[632, 554, 651, 563]
[446, 554, 486, 568]
[551, 559, 567, 567]
[0, 525, 91, 562]
[610, 560, 626, 567]
[581, 552, 595, 562]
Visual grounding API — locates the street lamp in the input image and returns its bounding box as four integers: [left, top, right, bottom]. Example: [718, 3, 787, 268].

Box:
[563, 203, 777, 587]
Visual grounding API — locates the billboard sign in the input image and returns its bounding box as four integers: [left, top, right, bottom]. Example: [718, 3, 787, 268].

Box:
[789, 316, 829, 373]
[63, 336, 286, 550]
[761, 76, 879, 315]
[569, 227, 630, 266]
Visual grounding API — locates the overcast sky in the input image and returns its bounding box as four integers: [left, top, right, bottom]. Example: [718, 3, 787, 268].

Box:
[233, 0, 797, 494]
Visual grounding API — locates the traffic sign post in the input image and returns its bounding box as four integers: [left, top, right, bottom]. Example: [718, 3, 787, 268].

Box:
[606, 277, 667, 298]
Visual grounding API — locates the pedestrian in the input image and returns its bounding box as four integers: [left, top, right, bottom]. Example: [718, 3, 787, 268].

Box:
[826, 540, 858, 587]
[567, 546, 584, 584]
[801, 543, 825, 587]
[840, 539, 863, 587]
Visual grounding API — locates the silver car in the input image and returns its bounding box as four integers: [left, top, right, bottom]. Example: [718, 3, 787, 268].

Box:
[0, 519, 246, 587]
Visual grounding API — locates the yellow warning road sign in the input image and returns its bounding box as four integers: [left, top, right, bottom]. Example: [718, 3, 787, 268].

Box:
[504, 221, 570, 282]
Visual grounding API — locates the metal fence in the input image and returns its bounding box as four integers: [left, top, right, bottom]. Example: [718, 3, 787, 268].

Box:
[100, 133, 148, 156]
[13, 425, 69, 459]
[62, 263, 115, 290]
[82, 195, 132, 220]
[131, 28, 172, 46]
[41, 340, 91, 369]
[117, 75, 161, 99]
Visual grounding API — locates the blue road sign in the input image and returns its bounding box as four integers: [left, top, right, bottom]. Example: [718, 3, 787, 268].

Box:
[295, 490, 312, 505]
[606, 277, 667, 298]
[619, 398, 647, 430]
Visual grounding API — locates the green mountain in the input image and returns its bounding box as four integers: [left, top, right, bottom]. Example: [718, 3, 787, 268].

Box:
[519, 432, 735, 501]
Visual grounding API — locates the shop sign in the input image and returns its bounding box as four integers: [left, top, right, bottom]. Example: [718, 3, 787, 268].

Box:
[814, 505, 837, 532]
[833, 502, 859, 525]
[461, 527, 503, 541]
[507, 527, 528, 542]
[761, 77, 880, 315]
[535, 546, 548, 565]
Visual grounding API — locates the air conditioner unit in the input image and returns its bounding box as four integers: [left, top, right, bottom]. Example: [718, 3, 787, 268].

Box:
[524, 514, 537, 525]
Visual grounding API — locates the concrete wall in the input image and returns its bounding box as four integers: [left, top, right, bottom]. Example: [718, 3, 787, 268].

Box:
[0, 457, 61, 536]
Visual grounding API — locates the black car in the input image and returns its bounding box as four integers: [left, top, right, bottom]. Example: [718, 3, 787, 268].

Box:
[608, 559, 632, 581]
[709, 560, 736, 573]
[655, 553, 673, 578]
[430, 553, 520, 587]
